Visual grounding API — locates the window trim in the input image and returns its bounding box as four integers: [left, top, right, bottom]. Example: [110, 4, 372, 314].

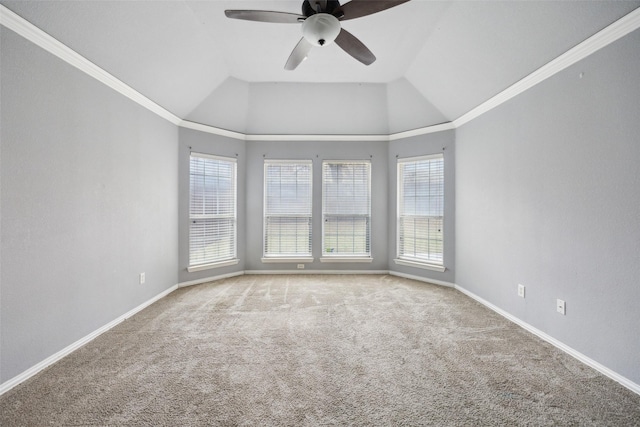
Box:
[393, 258, 445, 272]
[188, 152, 238, 271]
[187, 258, 239, 273]
[261, 257, 314, 264]
[321, 159, 372, 261]
[396, 153, 445, 269]
[262, 159, 313, 261]
[320, 256, 373, 263]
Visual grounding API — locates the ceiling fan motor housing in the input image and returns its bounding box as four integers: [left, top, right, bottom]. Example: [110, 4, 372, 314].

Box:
[302, 0, 341, 17]
[302, 13, 341, 47]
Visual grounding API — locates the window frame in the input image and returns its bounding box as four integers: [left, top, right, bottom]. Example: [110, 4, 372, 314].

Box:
[320, 160, 373, 263]
[187, 152, 238, 272]
[262, 159, 314, 263]
[395, 153, 445, 272]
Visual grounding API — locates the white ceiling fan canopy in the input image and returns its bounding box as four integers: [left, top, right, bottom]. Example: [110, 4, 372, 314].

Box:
[302, 13, 341, 47]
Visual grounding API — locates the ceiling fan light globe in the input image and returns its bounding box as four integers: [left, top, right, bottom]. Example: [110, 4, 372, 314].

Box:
[301, 13, 340, 47]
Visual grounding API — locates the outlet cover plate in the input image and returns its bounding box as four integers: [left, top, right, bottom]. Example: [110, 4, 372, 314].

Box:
[557, 299, 566, 315]
[518, 284, 525, 298]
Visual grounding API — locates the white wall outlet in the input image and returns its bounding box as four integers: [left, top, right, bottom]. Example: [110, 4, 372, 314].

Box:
[557, 299, 566, 315]
[297, 264, 305, 269]
[139, 272, 145, 284]
[517, 284, 525, 298]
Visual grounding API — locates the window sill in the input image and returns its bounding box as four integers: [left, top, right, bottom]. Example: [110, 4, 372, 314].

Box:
[261, 257, 314, 264]
[393, 258, 445, 272]
[187, 258, 239, 273]
[320, 257, 373, 263]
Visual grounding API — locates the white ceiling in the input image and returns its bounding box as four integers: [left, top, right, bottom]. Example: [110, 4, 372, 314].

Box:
[2, 0, 639, 134]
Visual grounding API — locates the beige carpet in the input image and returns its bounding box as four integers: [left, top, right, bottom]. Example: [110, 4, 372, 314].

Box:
[2, 274, 639, 426]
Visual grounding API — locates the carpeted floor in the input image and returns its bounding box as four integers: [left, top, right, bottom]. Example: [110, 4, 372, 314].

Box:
[1, 274, 639, 426]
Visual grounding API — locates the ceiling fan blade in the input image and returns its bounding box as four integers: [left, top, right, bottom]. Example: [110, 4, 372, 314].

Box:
[338, 0, 411, 21]
[225, 10, 305, 23]
[334, 28, 376, 65]
[285, 38, 314, 70]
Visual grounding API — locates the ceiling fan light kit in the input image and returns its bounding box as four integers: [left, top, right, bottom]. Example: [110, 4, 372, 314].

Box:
[302, 13, 341, 46]
[225, 0, 411, 70]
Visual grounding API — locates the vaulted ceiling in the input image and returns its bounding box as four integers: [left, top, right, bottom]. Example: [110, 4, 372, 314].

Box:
[2, 0, 639, 135]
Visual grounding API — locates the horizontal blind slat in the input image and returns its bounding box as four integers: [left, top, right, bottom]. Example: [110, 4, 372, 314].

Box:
[189, 155, 237, 266]
[322, 161, 371, 256]
[398, 155, 444, 265]
[264, 161, 312, 257]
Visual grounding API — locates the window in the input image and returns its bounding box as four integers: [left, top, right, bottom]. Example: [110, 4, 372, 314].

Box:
[263, 160, 313, 260]
[322, 161, 371, 260]
[396, 154, 444, 271]
[188, 153, 237, 271]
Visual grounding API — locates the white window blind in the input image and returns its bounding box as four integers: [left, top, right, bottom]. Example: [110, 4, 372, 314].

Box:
[322, 161, 371, 257]
[397, 154, 444, 265]
[264, 160, 313, 257]
[189, 153, 237, 267]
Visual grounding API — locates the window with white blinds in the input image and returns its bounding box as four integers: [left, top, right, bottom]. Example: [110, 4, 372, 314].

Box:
[397, 154, 444, 266]
[189, 153, 237, 268]
[322, 161, 371, 257]
[263, 160, 313, 258]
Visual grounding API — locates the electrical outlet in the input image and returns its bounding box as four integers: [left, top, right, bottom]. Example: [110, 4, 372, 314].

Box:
[557, 299, 566, 315]
[297, 264, 305, 269]
[517, 284, 525, 298]
[139, 273, 145, 284]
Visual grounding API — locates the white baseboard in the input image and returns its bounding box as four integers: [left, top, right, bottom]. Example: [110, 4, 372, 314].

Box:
[388, 270, 455, 288]
[245, 270, 389, 275]
[178, 270, 245, 288]
[0, 284, 178, 396]
[454, 284, 640, 397]
[4, 273, 637, 399]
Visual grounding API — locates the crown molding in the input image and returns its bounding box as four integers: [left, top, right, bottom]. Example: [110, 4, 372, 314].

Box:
[388, 122, 456, 141]
[0, 4, 452, 141]
[3, 4, 639, 139]
[0, 5, 181, 126]
[244, 133, 390, 142]
[179, 119, 246, 140]
[179, 119, 392, 142]
[454, 6, 640, 128]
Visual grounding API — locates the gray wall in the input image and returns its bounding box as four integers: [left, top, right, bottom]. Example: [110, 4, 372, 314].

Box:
[245, 141, 389, 271]
[8, 2, 637, 393]
[455, 29, 640, 384]
[388, 132, 456, 284]
[178, 128, 246, 284]
[0, 28, 179, 383]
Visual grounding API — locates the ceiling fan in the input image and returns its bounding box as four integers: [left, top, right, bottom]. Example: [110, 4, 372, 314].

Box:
[224, 0, 411, 70]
